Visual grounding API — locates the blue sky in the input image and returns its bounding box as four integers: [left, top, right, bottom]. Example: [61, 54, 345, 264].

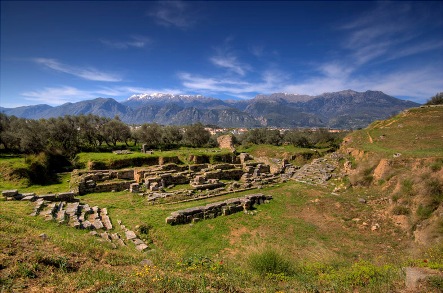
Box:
[1, 1, 442, 107]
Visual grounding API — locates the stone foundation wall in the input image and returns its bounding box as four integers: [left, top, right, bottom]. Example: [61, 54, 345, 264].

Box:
[165, 193, 272, 225]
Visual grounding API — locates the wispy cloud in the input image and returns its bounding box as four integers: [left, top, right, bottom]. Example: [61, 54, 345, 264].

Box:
[33, 58, 122, 82]
[209, 38, 251, 76]
[95, 86, 183, 97]
[340, 2, 442, 65]
[149, 1, 195, 29]
[178, 69, 289, 99]
[20, 85, 184, 106]
[100, 36, 151, 49]
[21, 86, 96, 105]
[210, 55, 250, 76]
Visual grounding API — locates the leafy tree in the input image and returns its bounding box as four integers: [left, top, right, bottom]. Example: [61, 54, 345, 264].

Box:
[134, 123, 163, 148]
[45, 116, 79, 157]
[183, 123, 211, 147]
[0, 114, 21, 151]
[162, 125, 183, 147]
[102, 118, 131, 146]
[243, 128, 282, 145]
[284, 130, 311, 148]
[77, 114, 101, 148]
[18, 119, 48, 154]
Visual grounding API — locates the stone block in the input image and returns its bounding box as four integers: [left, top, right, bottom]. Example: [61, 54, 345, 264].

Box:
[21, 195, 37, 201]
[92, 219, 104, 229]
[132, 238, 144, 245]
[57, 192, 75, 202]
[39, 194, 58, 201]
[2, 190, 18, 197]
[136, 243, 149, 251]
[130, 183, 140, 193]
[125, 230, 137, 240]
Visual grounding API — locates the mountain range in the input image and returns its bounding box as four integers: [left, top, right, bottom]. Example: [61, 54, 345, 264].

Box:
[0, 90, 419, 129]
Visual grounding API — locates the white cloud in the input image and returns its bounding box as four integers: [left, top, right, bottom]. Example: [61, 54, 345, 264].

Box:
[210, 55, 249, 76]
[149, 1, 195, 29]
[21, 86, 95, 105]
[178, 69, 290, 98]
[100, 36, 151, 49]
[95, 86, 183, 97]
[20, 85, 184, 106]
[33, 58, 122, 82]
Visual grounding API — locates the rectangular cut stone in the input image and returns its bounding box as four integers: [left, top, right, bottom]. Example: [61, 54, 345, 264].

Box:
[2, 190, 18, 197]
[136, 243, 148, 251]
[57, 192, 75, 201]
[57, 210, 67, 222]
[66, 202, 79, 215]
[39, 194, 57, 201]
[82, 220, 92, 229]
[132, 238, 144, 245]
[21, 195, 37, 201]
[92, 219, 104, 230]
[101, 215, 113, 230]
[125, 230, 137, 240]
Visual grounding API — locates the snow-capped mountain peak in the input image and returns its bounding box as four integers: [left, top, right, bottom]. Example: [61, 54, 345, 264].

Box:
[127, 93, 208, 101]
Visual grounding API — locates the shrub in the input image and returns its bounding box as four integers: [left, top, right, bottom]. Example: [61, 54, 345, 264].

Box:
[416, 204, 434, 220]
[425, 179, 443, 205]
[392, 206, 410, 215]
[402, 179, 414, 196]
[321, 260, 397, 290]
[425, 275, 443, 290]
[248, 249, 294, 277]
[429, 159, 443, 172]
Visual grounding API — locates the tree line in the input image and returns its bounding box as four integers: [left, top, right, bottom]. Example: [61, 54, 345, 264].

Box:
[0, 114, 215, 157]
[0, 113, 346, 158]
[237, 128, 347, 149]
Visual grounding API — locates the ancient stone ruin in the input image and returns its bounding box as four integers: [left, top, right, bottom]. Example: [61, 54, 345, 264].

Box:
[67, 152, 341, 205]
[165, 193, 272, 225]
[217, 134, 236, 153]
[290, 157, 337, 185]
[2, 189, 150, 252]
[2, 189, 77, 202]
[31, 199, 113, 230]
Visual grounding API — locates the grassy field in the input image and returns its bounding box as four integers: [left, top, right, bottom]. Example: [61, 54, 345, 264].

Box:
[3, 177, 438, 292]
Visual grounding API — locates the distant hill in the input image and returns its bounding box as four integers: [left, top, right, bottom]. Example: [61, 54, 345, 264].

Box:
[1, 90, 419, 128]
[0, 104, 53, 118]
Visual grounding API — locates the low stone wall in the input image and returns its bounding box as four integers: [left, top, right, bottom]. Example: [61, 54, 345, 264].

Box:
[165, 193, 272, 225]
[93, 181, 135, 193]
[87, 156, 182, 170]
[2, 189, 76, 202]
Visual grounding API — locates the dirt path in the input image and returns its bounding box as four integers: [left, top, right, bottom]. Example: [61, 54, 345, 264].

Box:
[366, 131, 373, 143]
